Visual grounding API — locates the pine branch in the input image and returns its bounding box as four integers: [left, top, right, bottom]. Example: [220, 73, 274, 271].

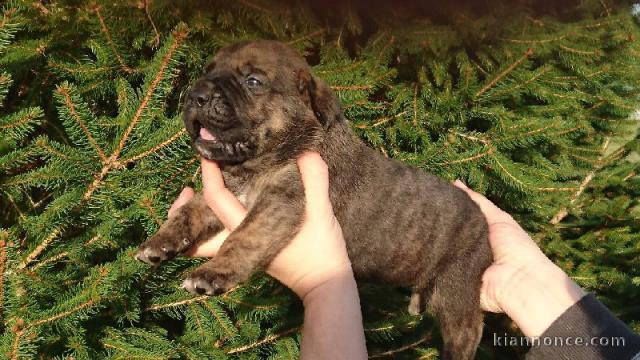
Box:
[491, 66, 552, 96]
[475, 48, 534, 98]
[30, 251, 67, 271]
[330, 69, 395, 91]
[9, 299, 96, 360]
[142, 0, 160, 48]
[156, 156, 198, 191]
[356, 111, 407, 129]
[30, 233, 102, 271]
[47, 61, 117, 75]
[0, 108, 43, 141]
[145, 295, 208, 311]
[17, 228, 61, 270]
[369, 335, 432, 358]
[82, 161, 113, 201]
[81, 25, 188, 201]
[29, 299, 96, 328]
[225, 327, 299, 354]
[562, 119, 590, 132]
[435, 147, 495, 165]
[35, 136, 95, 174]
[501, 35, 567, 44]
[622, 171, 635, 182]
[139, 197, 162, 226]
[188, 303, 208, 340]
[287, 28, 327, 45]
[58, 86, 107, 162]
[101, 341, 130, 355]
[492, 157, 577, 192]
[201, 301, 236, 338]
[331, 84, 374, 91]
[558, 44, 598, 55]
[317, 61, 365, 75]
[2, 191, 26, 222]
[550, 137, 613, 224]
[497, 122, 561, 142]
[9, 266, 111, 359]
[93, 5, 133, 74]
[224, 296, 282, 310]
[120, 128, 187, 165]
[112, 26, 187, 160]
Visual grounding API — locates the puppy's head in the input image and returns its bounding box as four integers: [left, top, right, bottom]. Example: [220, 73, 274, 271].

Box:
[184, 40, 343, 164]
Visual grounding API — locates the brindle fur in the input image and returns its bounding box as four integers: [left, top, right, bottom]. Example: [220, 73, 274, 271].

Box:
[136, 40, 492, 360]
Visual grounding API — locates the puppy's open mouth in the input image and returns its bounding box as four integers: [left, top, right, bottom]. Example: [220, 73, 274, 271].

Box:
[192, 120, 254, 163]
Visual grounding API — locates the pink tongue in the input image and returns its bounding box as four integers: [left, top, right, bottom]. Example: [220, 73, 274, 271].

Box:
[199, 127, 216, 141]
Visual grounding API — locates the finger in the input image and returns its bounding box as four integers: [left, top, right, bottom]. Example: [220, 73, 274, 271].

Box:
[480, 286, 503, 313]
[168, 187, 195, 218]
[184, 230, 230, 257]
[453, 180, 512, 223]
[453, 180, 494, 211]
[201, 158, 225, 188]
[453, 179, 469, 189]
[201, 158, 247, 229]
[297, 152, 333, 218]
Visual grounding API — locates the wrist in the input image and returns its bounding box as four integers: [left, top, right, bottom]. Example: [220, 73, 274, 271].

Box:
[291, 262, 355, 302]
[298, 262, 367, 360]
[499, 260, 586, 337]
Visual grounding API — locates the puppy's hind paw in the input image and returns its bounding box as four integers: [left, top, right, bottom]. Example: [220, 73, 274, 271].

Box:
[182, 277, 220, 296]
[182, 264, 242, 296]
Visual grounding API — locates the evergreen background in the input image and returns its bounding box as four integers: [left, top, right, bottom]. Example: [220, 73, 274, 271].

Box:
[0, 0, 639, 358]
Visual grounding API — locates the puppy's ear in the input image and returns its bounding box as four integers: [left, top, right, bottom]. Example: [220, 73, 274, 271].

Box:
[298, 70, 343, 129]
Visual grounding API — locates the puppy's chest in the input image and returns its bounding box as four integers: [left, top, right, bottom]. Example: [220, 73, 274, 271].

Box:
[225, 177, 256, 209]
[222, 166, 292, 210]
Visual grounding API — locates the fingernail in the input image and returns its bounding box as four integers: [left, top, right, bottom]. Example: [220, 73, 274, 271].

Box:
[453, 180, 468, 189]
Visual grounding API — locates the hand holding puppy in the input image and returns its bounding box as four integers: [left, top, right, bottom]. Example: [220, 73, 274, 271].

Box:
[453, 181, 585, 337]
[170, 153, 352, 300]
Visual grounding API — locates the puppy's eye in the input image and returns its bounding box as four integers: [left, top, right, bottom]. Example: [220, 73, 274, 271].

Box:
[246, 76, 262, 87]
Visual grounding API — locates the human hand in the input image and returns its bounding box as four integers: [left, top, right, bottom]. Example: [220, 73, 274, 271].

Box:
[452, 180, 553, 313]
[454, 181, 585, 336]
[167, 152, 352, 300]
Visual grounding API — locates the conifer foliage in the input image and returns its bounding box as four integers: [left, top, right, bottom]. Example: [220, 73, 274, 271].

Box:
[0, 0, 639, 358]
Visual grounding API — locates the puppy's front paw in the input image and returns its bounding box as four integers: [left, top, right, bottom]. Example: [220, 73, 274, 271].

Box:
[182, 262, 243, 296]
[135, 230, 192, 266]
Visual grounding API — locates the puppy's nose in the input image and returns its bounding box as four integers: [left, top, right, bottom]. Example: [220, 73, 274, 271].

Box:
[194, 92, 209, 107]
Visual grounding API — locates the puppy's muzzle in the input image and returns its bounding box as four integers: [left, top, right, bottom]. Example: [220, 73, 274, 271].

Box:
[187, 78, 236, 130]
[183, 74, 256, 163]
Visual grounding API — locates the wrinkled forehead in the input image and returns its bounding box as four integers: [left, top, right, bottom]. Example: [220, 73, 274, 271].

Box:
[210, 41, 309, 76]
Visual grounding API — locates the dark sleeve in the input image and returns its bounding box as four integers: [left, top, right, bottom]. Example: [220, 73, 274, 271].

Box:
[526, 294, 640, 360]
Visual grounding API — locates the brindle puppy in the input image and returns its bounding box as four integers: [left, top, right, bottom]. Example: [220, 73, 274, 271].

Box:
[136, 40, 492, 360]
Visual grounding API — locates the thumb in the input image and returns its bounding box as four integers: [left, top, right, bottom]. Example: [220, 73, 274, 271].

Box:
[453, 180, 513, 225]
[201, 158, 247, 230]
[168, 187, 195, 218]
[297, 152, 333, 219]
